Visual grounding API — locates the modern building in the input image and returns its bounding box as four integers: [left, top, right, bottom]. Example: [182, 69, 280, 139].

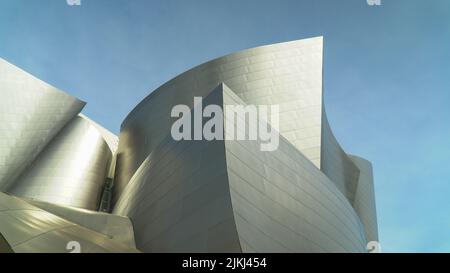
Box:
[0, 36, 378, 253]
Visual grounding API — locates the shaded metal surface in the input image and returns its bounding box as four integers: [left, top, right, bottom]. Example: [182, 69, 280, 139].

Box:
[112, 37, 378, 252]
[0, 231, 13, 253]
[7, 115, 113, 210]
[0, 192, 139, 253]
[0, 58, 85, 191]
[321, 110, 360, 204]
[0, 59, 135, 253]
[222, 85, 366, 252]
[0, 37, 378, 253]
[349, 155, 379, 242]
[114, 84, 368, 252]
[113, 85, 242, 252]
[113, 37, 324, 202]
[26, 198, 136, 248]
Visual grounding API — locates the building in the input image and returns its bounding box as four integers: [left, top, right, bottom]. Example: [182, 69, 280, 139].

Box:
[0, 37, 378, 253]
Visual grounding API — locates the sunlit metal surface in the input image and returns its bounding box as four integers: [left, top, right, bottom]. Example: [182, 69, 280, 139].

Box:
[79, 113, 119, 154]
[7, 115, 113, 210]
[112, 37, 378, 252]
[222, 86, 367, 252]
[25, 198, 136, 248]
[0, 58, 85, 191]
[0, 192, 138, 253]
[113, 37, 325, 202]
[0, 37, 378, 253]
[114, 84, 369, 252]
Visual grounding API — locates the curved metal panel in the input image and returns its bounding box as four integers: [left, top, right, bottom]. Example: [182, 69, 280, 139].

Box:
[222, 85, 366, 252]
[114, 37, 324, 202]
[0, 192, 138, 253]
[79, 113, 119, 154]
[0, 58, 85, 191]
[320, 110, 360, 203]
[26, 198, 136, 248]
[349, 155, 379, 242]
[113, 137, 242, 252]
[0, 37, 377, 252]
[7, 115, 112, 210]
[113, 84, 367, 252]
[114, 86, 242, 252]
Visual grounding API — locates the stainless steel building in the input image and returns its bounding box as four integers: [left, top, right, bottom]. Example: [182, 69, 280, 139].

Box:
[0, 36, 378, 253]
[0, 58, 136, 252]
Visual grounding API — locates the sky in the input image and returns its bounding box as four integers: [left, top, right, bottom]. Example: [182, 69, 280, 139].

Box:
[1, 0, 449, 252]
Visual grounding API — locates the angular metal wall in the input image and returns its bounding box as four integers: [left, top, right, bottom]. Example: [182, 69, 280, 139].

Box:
[7, 115, 113, 210]
[113, 37, 324, 202]
[113, 86, 242, 252]
[0, 192, 138, 253]
[113, 84, 368, 252]
[25, 198, 136, 248]
[0, 58, 85, 191]
[111, 37, 378, 252]
[0, 36, 378, 253]
[0, 58, 133, 253]
[222, 85, 367, 252]
[321, 110, 360, 204]
[349, 155, 379, 242]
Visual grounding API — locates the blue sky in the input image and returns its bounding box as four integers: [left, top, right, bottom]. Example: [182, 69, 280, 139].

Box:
[1, 0, 449, 252]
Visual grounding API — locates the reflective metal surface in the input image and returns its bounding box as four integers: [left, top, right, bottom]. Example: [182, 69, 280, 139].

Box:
[113, 37, 325, 202]
[0, 192, 138, 253]
[321, 110, 360, 204]
[222, 85, 367, 252]
[0, 37, 378, 253]
[0, 58, 85, 191]
[349, 155, 379, 242]
[114, 83, 369, 252]
[112, 37, 378, 252]
[113, 85, 242, 252]
[0, 231, 13, 253]
[0, 58, 136, 252]
[26, 198, 136, 248]
[7, 115, 113, 210]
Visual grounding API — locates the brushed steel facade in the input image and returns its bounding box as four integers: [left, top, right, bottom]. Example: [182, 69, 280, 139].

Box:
[0, 36, 378, 253]
[0, 58, 131, 252]
[321, 110, 360, 204]
[25, 198, 136, 248]
[113, 37, 325, 202]
[0, 58, 85, 191]
[7, 115, 113, 210]
[0, 192, 138, 253]
[113, 84, 368, 252]
[112, 37, 378, 252]
[349, 155, 379, 243]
